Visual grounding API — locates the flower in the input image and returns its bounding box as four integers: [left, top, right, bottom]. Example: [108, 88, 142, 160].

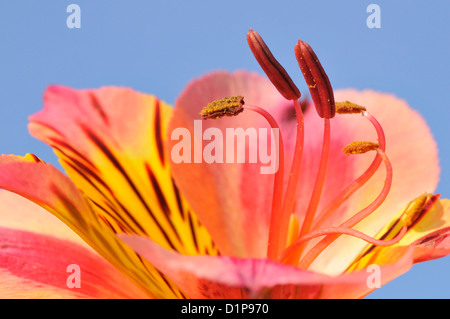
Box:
[0, 31, 449, 299]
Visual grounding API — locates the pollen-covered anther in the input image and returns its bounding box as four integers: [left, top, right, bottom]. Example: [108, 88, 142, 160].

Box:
[343, 141, 379, 156]
[200, 96, 245, 120]
[295, 39, 335, 118]
[247, 29, 301, 100]
[336, 101, 367, 114]
[400, 194, 429, 227]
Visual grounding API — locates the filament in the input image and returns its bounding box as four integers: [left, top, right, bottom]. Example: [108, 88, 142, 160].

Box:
[298, 147, 393, 269]
[312, 111, 386, 230]
[280, 225, 406, 264]
[244, 104, 285, 261]
[276, 99, 305, 257]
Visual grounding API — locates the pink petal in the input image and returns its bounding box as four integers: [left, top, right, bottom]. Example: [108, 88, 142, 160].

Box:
[119, 234, 414, 299]
[0, 155, 94, 234]
[0, 227, 147, 298]
[0, 156, 182, 298]
[168, 71, 295, 258]
[0, 190, 89, 248]
[0, 270, 88, 298]
[0, 188, 146, 298]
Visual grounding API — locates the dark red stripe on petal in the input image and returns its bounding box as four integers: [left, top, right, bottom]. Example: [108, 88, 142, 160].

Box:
[146, 164, 182, 244]
[89, 92, 109, 124]
[49, 137, 99, 174]
[187, 211, 200, 253]
[27, 153, 43, 163]
[63, 157, 109, 191]
[412, 226, 450, 247]
[81, 125, 179, 250]
[31, 120, 66, 138]
[146, 165, 171, 218]
[97, 214, 118, 233]
[91, 200, 134, 233]
[154, 100, 165, 166]
[171, 177, 184, 218]
[49, 183, 88, 230]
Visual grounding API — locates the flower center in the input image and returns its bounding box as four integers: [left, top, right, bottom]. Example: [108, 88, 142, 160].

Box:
[200, 30, 406, 268]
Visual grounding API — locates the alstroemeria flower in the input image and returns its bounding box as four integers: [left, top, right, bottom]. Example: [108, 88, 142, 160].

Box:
[0, 31, 449, 299]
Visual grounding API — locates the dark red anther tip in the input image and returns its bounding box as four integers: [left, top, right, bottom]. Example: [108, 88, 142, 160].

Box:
[247, 29, 301, 101]
[295, 40, 335, 118]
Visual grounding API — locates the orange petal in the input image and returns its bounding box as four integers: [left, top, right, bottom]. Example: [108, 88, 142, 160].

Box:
[29, 86, 215, 256]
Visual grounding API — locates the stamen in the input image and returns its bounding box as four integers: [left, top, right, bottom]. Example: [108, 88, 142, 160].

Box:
[283, 39, 337, 258]
[243, 104, 285, 261]
[343, 141, 379, 156]
[367, 195, 435, 247]
[282, 117, 331, 262]
[200, 96, 245, 119]
[400, 194, 428, 227]
[298, 146, 393, 269]
[201, 98, 286, 260]
[312, 109, 386, 230]
[295, 40, 335, 119]
[336, 101, 367, 114]
[247, 29, 301, 100]
[298, 118, 331, 238]
[276, 99, 305, 256]
[279, 225, 407, 264]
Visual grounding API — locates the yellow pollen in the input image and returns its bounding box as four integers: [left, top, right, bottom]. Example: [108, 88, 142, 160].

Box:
[200, 96, 245, 120]
[401, 194, 429, 227]
[343, 141, 379, 156]
[336, 101, 367, 114]
[286, 213, 300, 248]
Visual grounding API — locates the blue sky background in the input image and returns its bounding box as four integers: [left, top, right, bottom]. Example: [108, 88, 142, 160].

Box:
[0, 1, 448, 298]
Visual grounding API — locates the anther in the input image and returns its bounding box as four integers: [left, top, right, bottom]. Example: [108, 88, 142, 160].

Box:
[247, 29, 301, 100]
[401, 194, 429, 228]
[295, 40, 335, 119]
[200, 96, 245, 120]
[336, 101, 367, 114]
[343, 141, 380, 156]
